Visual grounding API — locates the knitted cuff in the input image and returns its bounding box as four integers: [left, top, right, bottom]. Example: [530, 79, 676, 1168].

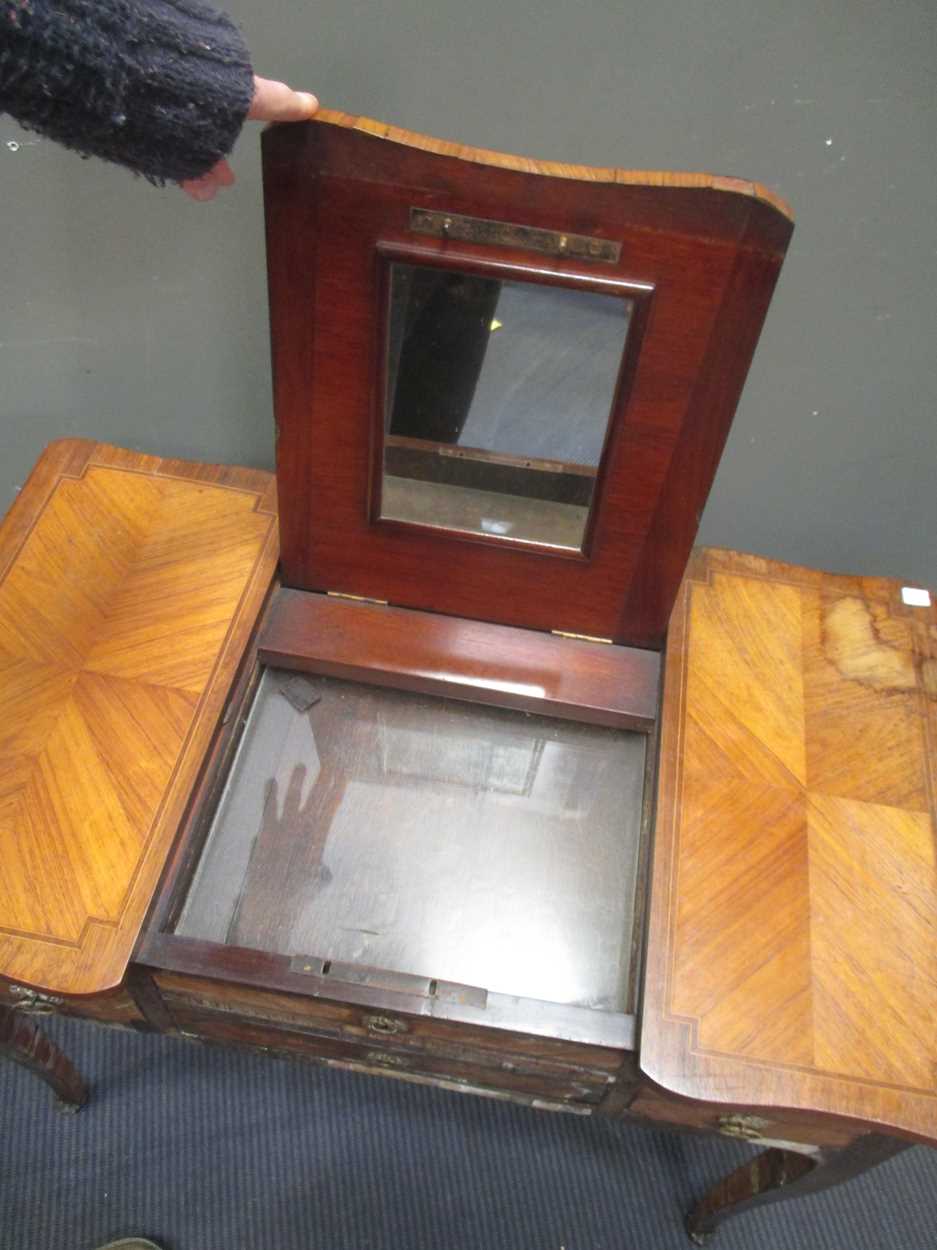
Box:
[0, 0, 254, 183]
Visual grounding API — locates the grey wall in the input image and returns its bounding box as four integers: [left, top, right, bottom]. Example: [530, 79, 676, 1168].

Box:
[2, 0, 935, 585]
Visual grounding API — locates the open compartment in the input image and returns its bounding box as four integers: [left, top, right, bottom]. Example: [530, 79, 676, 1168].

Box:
[135, 601, 654, 1109]
[173, 664, 649, 1014]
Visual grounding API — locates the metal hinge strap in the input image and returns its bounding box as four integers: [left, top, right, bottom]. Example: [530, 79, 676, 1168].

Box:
[551, 630, 614, 644]
[326, 591, 388, 606]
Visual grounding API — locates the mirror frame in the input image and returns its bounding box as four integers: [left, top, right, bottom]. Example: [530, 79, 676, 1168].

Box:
[371, 243, 651, 559]
[262, 112, 792, 647]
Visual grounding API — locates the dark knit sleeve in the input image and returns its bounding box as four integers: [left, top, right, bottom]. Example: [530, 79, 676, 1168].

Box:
[0, 0, 254, 183]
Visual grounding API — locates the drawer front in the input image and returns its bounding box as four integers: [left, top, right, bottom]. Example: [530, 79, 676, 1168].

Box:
[153, 972, 624, 1080]
[169, 1002, 607, 1107]
[0, 978, 145, 1026]
[629, 1086, 858, 1149]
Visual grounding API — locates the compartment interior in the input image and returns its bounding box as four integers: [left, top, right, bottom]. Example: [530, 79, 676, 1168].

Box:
[175, 668, 648, 1012]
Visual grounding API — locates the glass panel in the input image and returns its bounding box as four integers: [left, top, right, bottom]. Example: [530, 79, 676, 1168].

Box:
[381, 263, 633, 550]
[175, 669, 647, 1011]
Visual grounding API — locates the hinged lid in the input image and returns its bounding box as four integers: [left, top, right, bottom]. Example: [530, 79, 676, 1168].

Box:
[262, 111, 793, 647]
[0, 440, 277, 995]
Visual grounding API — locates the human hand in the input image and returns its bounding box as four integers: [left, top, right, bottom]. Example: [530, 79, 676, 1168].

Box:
[180, 75, 318, 201]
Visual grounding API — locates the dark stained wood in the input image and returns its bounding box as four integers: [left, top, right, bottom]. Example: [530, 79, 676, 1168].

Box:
[138, 939, 636, 1054]
[687, 1136, 912, 1244]
[259, 588, 660, 730]
[629, 1081, 860, 1150]
[310, 110, 793, 222]
[0, 1003, 88, 1111]
[0, 977, 145, 1027]
[616, 245, 789, 643]
[383, 436, 596, 508]
[125, 967, 176, 1033]
[261, 115, 792, 647]
[169, 1005, 604, 1115]
[151, 970, 627, 1068]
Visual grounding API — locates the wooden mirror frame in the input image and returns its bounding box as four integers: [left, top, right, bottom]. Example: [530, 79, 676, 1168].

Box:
[369, 242, 652, 561]
[262, 112, 793, 647]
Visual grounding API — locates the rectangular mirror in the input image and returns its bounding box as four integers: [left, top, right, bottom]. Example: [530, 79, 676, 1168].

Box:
[379, 263, 634, 551]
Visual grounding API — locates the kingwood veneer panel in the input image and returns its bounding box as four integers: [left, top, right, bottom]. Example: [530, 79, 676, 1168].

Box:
[642, 548, 937, 1144]
[0, 440, 277, 996]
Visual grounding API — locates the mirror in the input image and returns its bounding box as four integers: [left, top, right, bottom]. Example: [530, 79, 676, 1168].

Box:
[380, 263, 634, 551]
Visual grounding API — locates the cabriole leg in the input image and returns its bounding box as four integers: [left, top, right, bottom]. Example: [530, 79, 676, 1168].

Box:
[0, 1003, 88, 1113]
[687, 1135, 910, 1244]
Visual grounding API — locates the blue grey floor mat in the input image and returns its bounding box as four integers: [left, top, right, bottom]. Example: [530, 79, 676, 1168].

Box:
[1, 1017, 934, 1250]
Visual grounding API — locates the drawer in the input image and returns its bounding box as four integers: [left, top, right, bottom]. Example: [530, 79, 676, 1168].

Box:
[154, 972, 624, 1081]
[169, 1001, 607, 1108]
[629, 1086, 858, 1149]
[0, 978, 145, 1026]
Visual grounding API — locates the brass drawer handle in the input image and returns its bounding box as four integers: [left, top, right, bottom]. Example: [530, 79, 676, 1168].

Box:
[717, 1114, 771, 1141]
[365, 1014, 407, 1036]
[369, 1050, 408, 1068]
[8, 985, 62, 1015]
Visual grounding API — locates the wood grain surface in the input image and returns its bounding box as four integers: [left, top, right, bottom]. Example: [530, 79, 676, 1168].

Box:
[259, 588, 660, 730]
[309, 109, 794, 221]
[641, 548, 937, 1144]
[262, 116, 792, 648]
[0, 440, 277, 996]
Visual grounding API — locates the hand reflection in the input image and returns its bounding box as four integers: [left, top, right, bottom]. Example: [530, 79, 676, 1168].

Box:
[227, 763, 336, 948]
[262, 765, 334, 886]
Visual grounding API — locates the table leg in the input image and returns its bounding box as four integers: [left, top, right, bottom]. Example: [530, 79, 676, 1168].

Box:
[0, 1003, 88, 1113]
[686, 1134, 911, 1244]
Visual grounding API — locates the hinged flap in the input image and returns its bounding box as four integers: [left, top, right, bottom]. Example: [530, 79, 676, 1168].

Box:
[262, 111, 793, 647]
[0, 440, 277, 996]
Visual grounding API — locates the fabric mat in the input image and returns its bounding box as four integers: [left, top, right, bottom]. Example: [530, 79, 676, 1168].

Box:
[1, 1017, 934, 1250]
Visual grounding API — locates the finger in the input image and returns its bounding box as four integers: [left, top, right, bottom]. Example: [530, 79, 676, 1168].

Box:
[285, 763, 308, 811]
[264, 777, 280, 823]
[180, 175, 218, 201]
[179, 159, 236, 201]
[212, 158, 236, 188]
[248, 76, 319, 123]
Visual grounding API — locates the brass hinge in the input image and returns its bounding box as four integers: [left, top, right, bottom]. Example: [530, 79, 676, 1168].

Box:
[410, 207, 622, 264]
[326, 590, 388, 606]
[551, 629, 614, 645]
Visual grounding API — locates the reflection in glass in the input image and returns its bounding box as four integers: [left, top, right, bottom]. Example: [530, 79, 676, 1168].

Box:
[380, 263, 633, 550]
[176, 669, 647, 1011]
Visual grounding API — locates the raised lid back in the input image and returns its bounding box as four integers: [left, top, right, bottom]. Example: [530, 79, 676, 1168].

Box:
[262, 112, 792, 647]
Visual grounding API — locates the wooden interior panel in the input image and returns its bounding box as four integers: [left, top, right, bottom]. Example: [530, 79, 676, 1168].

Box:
[262, 113, 793, 647]
[641, 548, 937, 1145]
[0, 440, 277, 996]
[259, 588, 660, 730]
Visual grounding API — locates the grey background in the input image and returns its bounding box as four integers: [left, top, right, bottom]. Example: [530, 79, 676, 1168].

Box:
[1, 0, 934, 586]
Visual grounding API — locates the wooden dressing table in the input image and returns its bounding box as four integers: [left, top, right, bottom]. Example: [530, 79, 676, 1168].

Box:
[1, 114, 934, 1242]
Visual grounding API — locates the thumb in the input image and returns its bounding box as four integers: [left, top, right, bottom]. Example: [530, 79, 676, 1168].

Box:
[248, 76, 319, 123]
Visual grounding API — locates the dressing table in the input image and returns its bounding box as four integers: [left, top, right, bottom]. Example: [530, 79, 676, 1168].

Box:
[1, 112, 934, 1242]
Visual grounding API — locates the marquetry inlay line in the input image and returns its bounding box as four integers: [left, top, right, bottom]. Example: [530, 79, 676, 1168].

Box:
[667, 1025, 937, 1101]
[664, 556, 937, 1103]
[0, 443, 277, 993]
